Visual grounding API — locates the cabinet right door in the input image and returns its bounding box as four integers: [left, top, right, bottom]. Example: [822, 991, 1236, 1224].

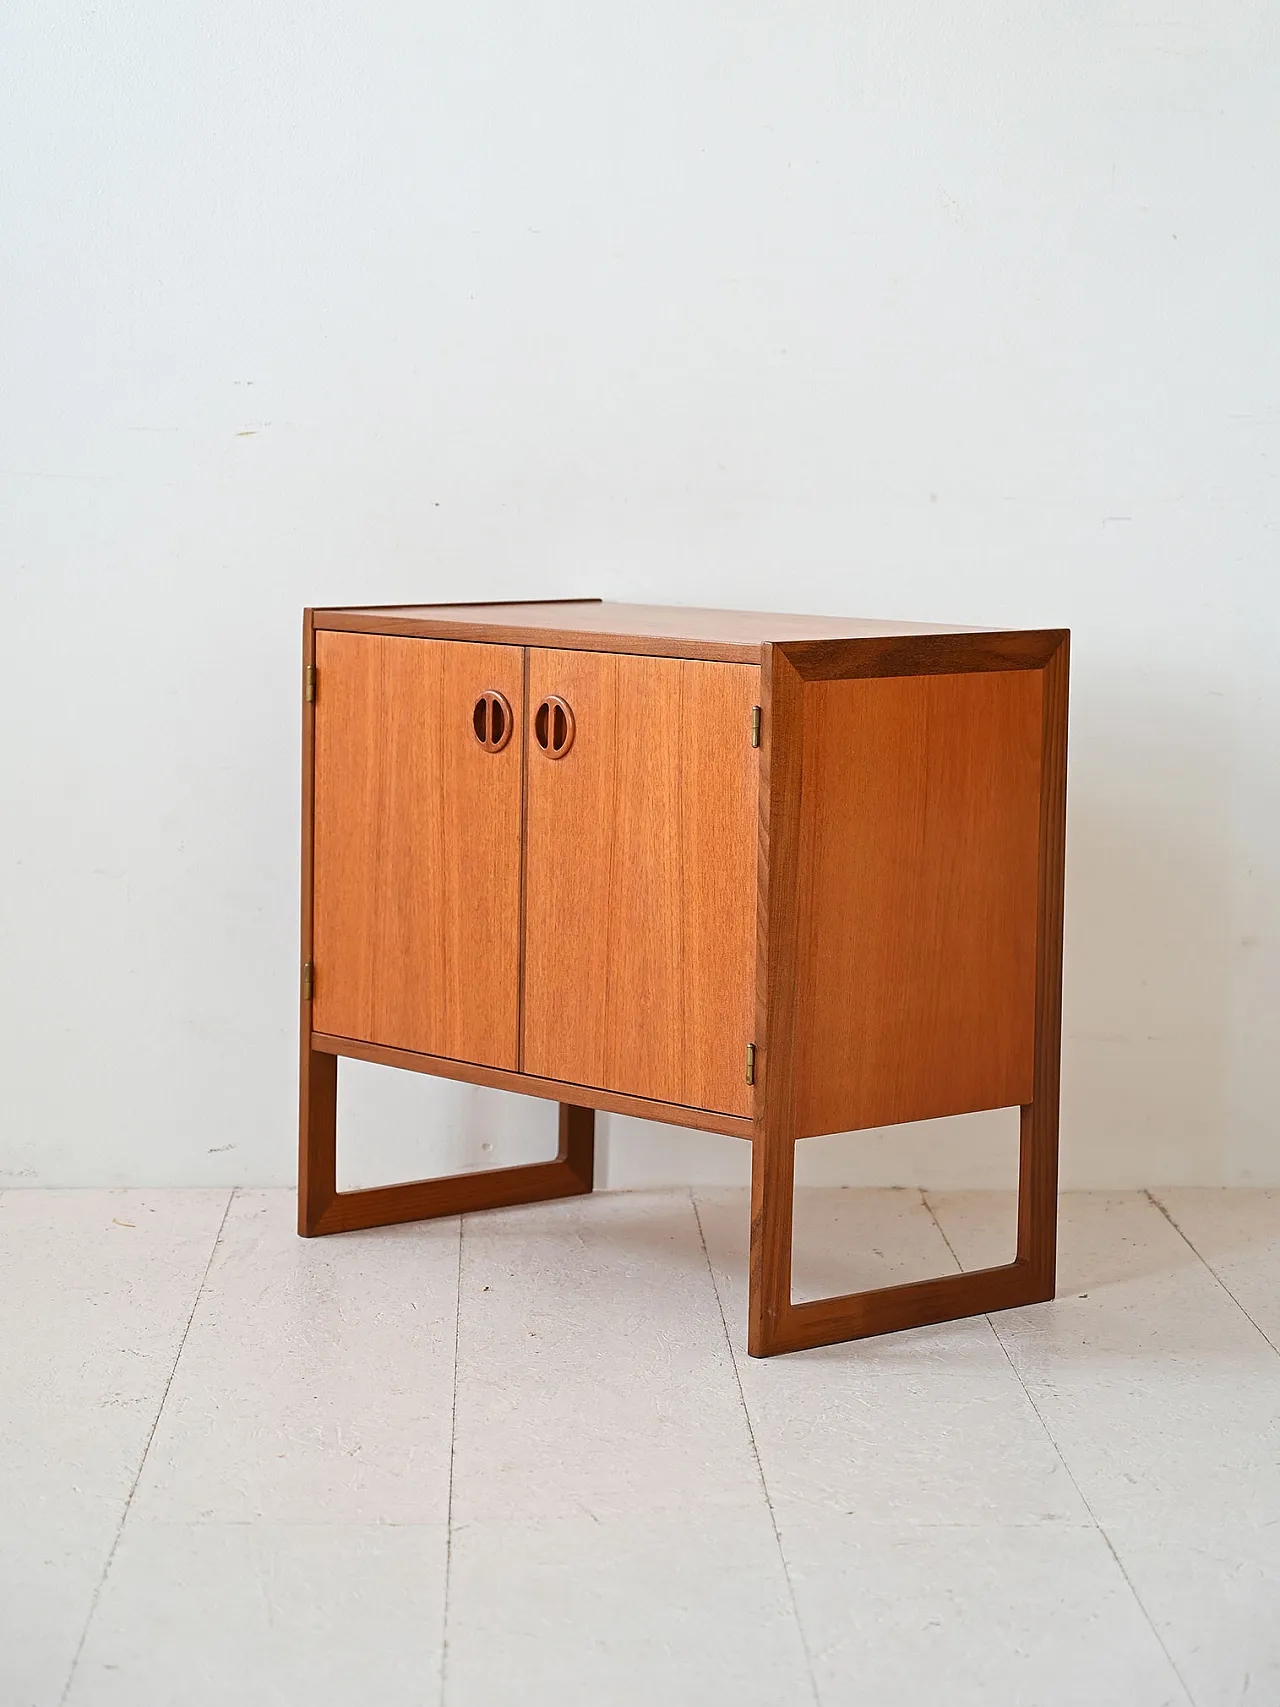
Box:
[522, 648, 759, 1117]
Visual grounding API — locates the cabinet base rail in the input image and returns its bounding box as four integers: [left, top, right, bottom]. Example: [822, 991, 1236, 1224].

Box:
[298, 1046, 595, 1237]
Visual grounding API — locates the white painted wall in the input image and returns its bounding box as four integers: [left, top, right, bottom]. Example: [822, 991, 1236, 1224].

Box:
[2, 3, 1276, 1191]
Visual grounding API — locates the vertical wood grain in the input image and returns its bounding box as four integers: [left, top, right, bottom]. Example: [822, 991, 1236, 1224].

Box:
[749, 645, 806, 1355]
[522, 648, 759, 1116]
[1018, 635, 1070, 1288]
[298, 1047, 337, 1235]
[516, 644, 532, 1073]
[748, 640, 1068, 1356]
[311, 631, 524, 1068]
[557, 1102, 596, 1193]
[792, 667, 1045, 1137]
[298, 607, 337, 1234]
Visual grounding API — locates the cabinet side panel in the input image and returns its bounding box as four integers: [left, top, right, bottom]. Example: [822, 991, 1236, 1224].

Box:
[311, 631, 524, 1069]
[523, 649, 759, 1116]
[793, 668, 1044, 1137]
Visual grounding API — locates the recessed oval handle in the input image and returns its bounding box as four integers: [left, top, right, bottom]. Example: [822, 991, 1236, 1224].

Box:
[533, 694, 575, 758]
[472, 690, 513, 753]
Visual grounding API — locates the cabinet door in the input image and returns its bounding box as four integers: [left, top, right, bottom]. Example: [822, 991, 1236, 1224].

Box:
[522, 648, 759, 1116]
[311, 630, 523, 1068]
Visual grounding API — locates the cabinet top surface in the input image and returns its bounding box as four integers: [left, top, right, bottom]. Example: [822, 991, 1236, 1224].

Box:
[311, 599, 1018, 662]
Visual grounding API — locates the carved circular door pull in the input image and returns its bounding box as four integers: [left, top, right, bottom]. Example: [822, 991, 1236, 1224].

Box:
[534, 695, 575, 758]
[472, 690, 513, 752]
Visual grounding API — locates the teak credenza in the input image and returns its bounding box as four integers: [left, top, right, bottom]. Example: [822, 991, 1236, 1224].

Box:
[298, 600, 1068, 1356]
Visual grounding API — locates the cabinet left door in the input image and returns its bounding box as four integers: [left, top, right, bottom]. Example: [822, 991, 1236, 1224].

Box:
[311, 631, 524, 1069]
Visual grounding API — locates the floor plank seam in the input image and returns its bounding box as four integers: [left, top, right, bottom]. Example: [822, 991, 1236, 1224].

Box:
[922, 1192, 1200, 1704]
[919, 1190, 966, 1277]
[690, 1191, 822, 1707]
[962, 1271, 1199, 1701]
[7, 1187, 1274, 1702]
[1144, 1189, 1280, 1359]
[438, 1213, 464, 1707]
[57, 1186, 236, 1707]
[991, 1331, 1196, 1706]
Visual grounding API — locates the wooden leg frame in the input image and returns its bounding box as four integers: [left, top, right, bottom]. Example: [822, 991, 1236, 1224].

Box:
[298, 1042, 594, 1237]
[301, 1036, 1052, 1356]
[747, 1100, 1057, 1357]
[300, 1046, 1052, 1361]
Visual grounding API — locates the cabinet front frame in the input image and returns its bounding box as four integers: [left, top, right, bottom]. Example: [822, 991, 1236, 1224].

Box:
[300, 610, 756, 1143]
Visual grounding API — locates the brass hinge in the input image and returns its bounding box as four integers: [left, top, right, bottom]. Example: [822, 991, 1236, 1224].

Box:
[302, 961, 314, 1001]
[305, 664, 316, 703]
[751, 705, 761, 748]
[745, 1042, 756, 1086]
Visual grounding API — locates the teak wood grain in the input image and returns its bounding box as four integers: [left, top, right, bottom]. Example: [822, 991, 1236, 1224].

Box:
[299, 603, 1070, 1359]
[749, 643, 806, 1350]
[311, 631, 523, 1068]
[306, 1102, 595, 1235]
[309, 1031, 753, 1139]
[522, 648, 759, 1116]
[781, 628, 1063, 681]
[1017, 633, 1071, 1291]
[299, 1079, 595, 1236]
[748, 631, 1069, 1356]
[312, 601, 995, 664]
[792, 666, 1044, 1137]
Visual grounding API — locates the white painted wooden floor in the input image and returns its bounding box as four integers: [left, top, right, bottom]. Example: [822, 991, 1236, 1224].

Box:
[3, 1187, 1278, 1707]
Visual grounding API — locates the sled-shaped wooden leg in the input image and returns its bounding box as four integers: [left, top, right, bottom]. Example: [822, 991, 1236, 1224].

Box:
[747, 1099, 1057, 1358]
[298, 1041, 594, 1237]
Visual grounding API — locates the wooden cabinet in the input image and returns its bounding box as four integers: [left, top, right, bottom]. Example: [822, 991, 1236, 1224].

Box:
[299, 600, 1069, 1357]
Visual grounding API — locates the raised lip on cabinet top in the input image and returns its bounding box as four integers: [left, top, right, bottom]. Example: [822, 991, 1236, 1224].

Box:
[308, 598, 1045, 666]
